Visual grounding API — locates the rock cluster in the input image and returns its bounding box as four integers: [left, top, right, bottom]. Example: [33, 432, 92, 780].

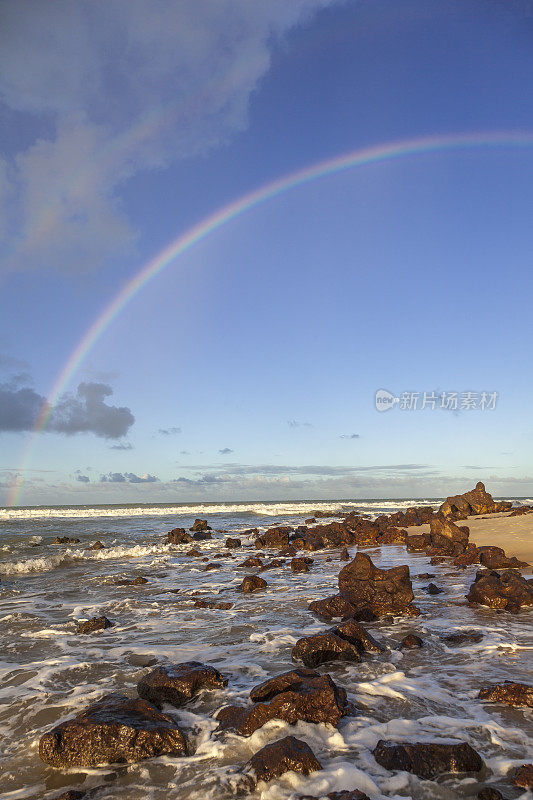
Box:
[466, 569, 533, 611]
[439, 481, 512, 519]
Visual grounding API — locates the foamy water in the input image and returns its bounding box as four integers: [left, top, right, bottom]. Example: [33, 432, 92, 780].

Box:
[0, 499, 531, 800]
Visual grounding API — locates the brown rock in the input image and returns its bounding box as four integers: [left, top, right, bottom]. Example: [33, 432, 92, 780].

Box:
[225, 537, 241, 548]
[292, 632, 362, 668]
[478, 681, 533, 707]
[190, 518, 211, 532]
[338, 553, 414, 616]
[429, 515, 470, 554]
[193, 598, 233, 610]
[466, 569, 533, 611]
[399, 634, 424, 649]
[425, 583, 444, 595]
[330, 618, 386, 653]
[53, 537, 80, 544]
[441, 630, 483, 645]
[137, 661, 227, 708]
[39, 693, 187, 767]
[305, 518, 316, 524]
[339, 547, 350, 561]
[379, 527, 407, 545]
[165, 528, 193, 545]
[406, 533, 431, 552]
[217, 669, 350, 736]
[77, 616, 113, 635]
[477, 789, 507, 800]
[239, 575, 268, 593]
[255, 527, 292, 549]
[116, 576, 148, 586]
[240, 556, 263, 568]
[373, 739, 483, 779]
[511, 764, 533, 789]
[244, 735, 322, 785]
[308, 594, 360, 621]
[186, 548, 202, 557]
[260, 559, 284, 571]
[509, 505, 533, 516]
[291, 557, 313, 573]
[87, 541, 105, 550]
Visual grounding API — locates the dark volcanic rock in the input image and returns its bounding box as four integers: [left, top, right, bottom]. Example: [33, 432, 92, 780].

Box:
[425, 583, 444, 595]
[291, 557, 313, 573]
[193, 598, 233, 610]
[244, 735, 322, 785]
[239, 556, 263, 569]
[53, 537, 80, 544]
[478, 546, 529, 569]
[165, 528, 193, 545]
[509, 505, 533, 516]
[406, 533, 431, 552]
[308, 594, 360, 621]
[429, 515, 470, 554]
[260, 558, 285, 571]
[192, 530, 212, 540]
[190, 518, 211, 532]
[379, 527, 407, 545]
[338, 553, 414, 616]
[373, 739, 483, 779]
[137, 661, 227, 708]
[255, 526, 292, 549]
[399, 634, 424, 649]
[87, 541, 105, 550]
[225, 537, 241, 549]
[478, 681, 533, 707]
[441, 630, 483, 645]
[330, 618, 386, 654]
[292, 632, 362, 668]
[39, 693, 187, 767]
[77, 616, 113, 635]
[116, 576, 148, 586]
[339, 547, 350, 561]
[239, 575, 267, 593]
[466, 569, 533, 611]
[511, 764, 533, 789]
[216, 669, 349, 735]
[440, 481, 512, 519]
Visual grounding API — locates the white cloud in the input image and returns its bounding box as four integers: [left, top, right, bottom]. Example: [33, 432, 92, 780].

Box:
[0, 0, 336, 273]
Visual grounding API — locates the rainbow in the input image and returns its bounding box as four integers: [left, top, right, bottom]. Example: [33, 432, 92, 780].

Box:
[8, 130, 533, 506]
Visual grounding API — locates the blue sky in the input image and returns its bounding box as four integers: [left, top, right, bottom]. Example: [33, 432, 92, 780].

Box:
[1, 0, 533, 505]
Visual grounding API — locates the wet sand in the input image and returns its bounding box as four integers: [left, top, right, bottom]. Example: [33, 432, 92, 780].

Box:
[411, 511, 533, 570]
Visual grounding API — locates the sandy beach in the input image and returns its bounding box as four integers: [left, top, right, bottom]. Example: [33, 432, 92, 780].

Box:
[409, 510, 533, 571]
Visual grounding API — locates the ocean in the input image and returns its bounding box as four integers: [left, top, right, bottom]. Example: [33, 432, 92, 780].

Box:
[0, 498, 531, 800]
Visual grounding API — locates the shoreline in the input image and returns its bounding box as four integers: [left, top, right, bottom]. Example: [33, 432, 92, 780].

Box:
[408, 510, 533, 572]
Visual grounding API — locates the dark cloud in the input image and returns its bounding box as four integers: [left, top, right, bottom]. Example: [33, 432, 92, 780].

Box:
[109, 442, 133, 450]
[0, 379, 134, 439]
[218, 447, 234, 455]
[340, 433, 360, 439]
[100, 472, 158, 484]
[76, 474, 90, 483]
[158, 427, 182, 436]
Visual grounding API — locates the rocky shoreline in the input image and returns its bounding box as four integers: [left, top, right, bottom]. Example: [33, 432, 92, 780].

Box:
[30, 483, 533, 800]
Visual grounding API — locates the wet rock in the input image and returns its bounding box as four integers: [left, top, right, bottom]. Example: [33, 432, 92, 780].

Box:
[225, 537, 241, 549]
[478, 546, 529, 569]
[186, 548, 202, 557]
[165, 528, 193, 545]
[192, 530, 212, 541]
[379, 527, 407, 545]
[217, 669, 350, 735]
[77, 616, 113, 635]
[52, 537, 80, 544]
[466, 569, 533, 611]
[239, 575, 267, 593]
[193, 598, 234, 610]
[511, 764, 533, 789]
[243, 735, 322, 785]
[373, 739, 483, 779]
[415, 573, 436, 580]
[425, 583, 444, 595]
[190, 519, 211, 532]
[280, 545, 298, 557]
[478, 681, 533, 707]
[305, 518, 316, 524]
[330, 618, 386, 654]
[399, 634, 424, 649]
[39, 693, 187, 767]
[406, 533, 431, 552]
[116, 576, 148, 586]
[239, 556, 263, 569]
[338, 553, 414, 616]
[477, 788, 507, 800]
[440, 482, 513, 519]
[260, 558, 284, 571]
[137, 661, 227, 708]
[292, 631, 362, 668]
[429, 515, 470, 554]
[509, 505, 533, 516]
[308, 594, 359, 621]
[375, 506, 434, 528]
[86, 541, 105, 550]
[204, 563, 219, 571]
[441, 630, 483, 645]
[255, 526, 292, 549]
[291, 557, 313, 573]
[339, 547, 350, 561]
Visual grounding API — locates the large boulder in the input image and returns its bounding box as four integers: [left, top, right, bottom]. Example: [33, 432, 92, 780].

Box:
[255, 526, 292, 549]
[338, 553, 414, 616]
[439, 482, 512, 519]
[39, 693, 187, 767]
[373, 739, 483, 779]
[216, 668, 350, 735]
[137, 662, 227, 708]
[243, 735, 322, 785]
[478, 682, 533, 708]
[429, 515, 470, 554]
[466, 569, 533, 611]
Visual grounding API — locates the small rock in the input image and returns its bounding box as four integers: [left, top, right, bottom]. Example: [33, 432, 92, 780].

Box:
[240, 556, 263, 568]
[292, 632, 361, 668]
[137, 661, 227, 708]
[86, 541, 105, 550]
[243, 735, 322, 785]
[425, 583, 444, 595]
[291, 557, 313, 573]
[339, 547, 350, 561]
[193, 598, 234, 610]
[441, 630, 483, 645]
[478, 681, 533, 707]
[511, 764, 533, 789]
[373, 739, 483, 779]
[190, 518, 211, 532]
[477, 789, 507, 800]
[239, 575, 268, 593]
[77, 616, 113, 635]
[225, 537, 241, 549]
[399, 634, 424, 650]
[53, 537, 80, 544]
[165, 528, 193, 545]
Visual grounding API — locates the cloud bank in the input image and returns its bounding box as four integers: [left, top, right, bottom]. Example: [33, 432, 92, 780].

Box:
[0, 0, 335, 274]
